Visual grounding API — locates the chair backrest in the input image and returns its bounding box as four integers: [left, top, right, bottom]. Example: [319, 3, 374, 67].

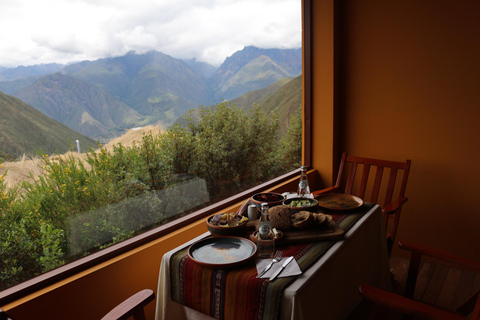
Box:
[334, 153, 410, 206]
[334, 152, 411, 253]
[398, 240, 480, 319]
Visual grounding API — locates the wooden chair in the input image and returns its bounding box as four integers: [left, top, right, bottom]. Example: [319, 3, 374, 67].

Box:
[0, 289, 155, 320]
[101, 289, 155, 320]
[0, 309, 13, 320]
[359, 241, 480, 319]
[312, 152, 411, 255]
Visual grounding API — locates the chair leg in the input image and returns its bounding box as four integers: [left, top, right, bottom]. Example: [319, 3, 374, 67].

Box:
[404, 251, 422, 299]
[387, 237, 394, 257]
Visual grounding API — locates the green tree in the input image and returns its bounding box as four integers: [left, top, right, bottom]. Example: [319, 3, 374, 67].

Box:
[183, 102, 280, 200]
[278, 108, 303, 171]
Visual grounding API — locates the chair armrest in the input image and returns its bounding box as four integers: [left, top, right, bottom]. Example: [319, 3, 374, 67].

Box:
[0, 309, 14, 320]
[382, 197, 407, 215]
[398, 241, 480, 273]
[312, 186, 339, 197]
[359, 284, 465, 320]
[101, 289, 155, 320]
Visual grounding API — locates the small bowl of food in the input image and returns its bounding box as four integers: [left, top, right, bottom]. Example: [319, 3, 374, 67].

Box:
[206, 212, 249, 236]
[250, 192, 285, 209]
[283, 197, 319, 214]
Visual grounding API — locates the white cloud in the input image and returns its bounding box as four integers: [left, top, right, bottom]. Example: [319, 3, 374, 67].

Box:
[0, 0, 301, 68]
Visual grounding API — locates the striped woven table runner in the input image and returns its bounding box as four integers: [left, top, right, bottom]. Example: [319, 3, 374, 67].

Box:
[170, 202, 374, 320]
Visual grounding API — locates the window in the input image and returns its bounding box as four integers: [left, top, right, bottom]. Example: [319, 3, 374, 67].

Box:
[0, 0, 304, 295]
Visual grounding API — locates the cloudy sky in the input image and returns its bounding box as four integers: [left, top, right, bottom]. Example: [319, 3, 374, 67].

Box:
[0, 0, 301, 69]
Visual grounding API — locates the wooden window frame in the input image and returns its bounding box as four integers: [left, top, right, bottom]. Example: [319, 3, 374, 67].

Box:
[0, 0, 313, 306]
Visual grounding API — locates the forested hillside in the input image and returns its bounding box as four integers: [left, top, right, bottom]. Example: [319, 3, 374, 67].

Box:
[0, 91, 97, 160]
[14, 73, 144, 140]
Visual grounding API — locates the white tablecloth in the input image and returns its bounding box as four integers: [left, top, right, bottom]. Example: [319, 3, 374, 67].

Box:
[155, 204, 391, 320]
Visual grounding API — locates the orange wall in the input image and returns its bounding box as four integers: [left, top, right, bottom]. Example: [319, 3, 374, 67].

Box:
[312, 1, 480, 259]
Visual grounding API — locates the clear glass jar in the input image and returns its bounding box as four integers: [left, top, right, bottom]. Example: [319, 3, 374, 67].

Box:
[257, 203, 275, 258]
[297, 166, 311, 197]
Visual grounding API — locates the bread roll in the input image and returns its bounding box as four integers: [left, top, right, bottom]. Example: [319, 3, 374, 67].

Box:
[291, 211, 315, 228]
[268, 205, 292, 231]
[313, 212, 326, 224]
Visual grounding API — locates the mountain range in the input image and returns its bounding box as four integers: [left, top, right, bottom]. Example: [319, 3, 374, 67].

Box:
[0, 91, 97, 160]
[0, 63, 64, 81]
[0, 46, 301, 157]
[14, 73, 143, 140]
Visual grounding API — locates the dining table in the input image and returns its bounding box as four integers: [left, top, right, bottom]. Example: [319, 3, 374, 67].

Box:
[155, 202, 392, 320]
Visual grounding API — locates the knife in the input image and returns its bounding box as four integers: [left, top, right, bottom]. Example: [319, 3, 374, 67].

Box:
[257, 262, 273, 278]
[269, 256, 294, 281]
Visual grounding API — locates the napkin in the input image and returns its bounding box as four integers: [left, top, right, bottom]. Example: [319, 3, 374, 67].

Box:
[255, 256, 302, 279]
[236, 198, 254, 216]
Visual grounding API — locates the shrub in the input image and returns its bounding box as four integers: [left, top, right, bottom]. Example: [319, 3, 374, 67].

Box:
[0, 102, 301, 290]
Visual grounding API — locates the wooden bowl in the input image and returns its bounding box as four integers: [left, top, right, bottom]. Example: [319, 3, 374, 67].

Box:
[282, 197, 319, 213]
[206, 215, 248, 237]
[250, 230, 284, 244]
[250, 192, 285, 209]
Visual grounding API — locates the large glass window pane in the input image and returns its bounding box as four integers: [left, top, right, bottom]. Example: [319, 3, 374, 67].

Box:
[0, 0, 302, 290]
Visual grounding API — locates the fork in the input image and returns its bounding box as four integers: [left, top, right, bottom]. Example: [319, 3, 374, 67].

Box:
[256, 250, 283, 278]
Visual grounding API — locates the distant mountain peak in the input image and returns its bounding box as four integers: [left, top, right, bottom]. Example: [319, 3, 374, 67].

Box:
[209, 46, 301, 101]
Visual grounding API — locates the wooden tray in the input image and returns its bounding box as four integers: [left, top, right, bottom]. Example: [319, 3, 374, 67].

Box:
[245, 219, 344, 244]
[281, 220, 344, 243]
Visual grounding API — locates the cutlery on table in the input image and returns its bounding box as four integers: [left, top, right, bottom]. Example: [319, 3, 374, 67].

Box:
[269, 256, 294, 281]
[257, 250, 283, 278]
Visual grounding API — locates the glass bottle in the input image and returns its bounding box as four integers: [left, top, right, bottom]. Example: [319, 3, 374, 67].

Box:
[297, 166, 311, 197]
[257, 203, 275, 258]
